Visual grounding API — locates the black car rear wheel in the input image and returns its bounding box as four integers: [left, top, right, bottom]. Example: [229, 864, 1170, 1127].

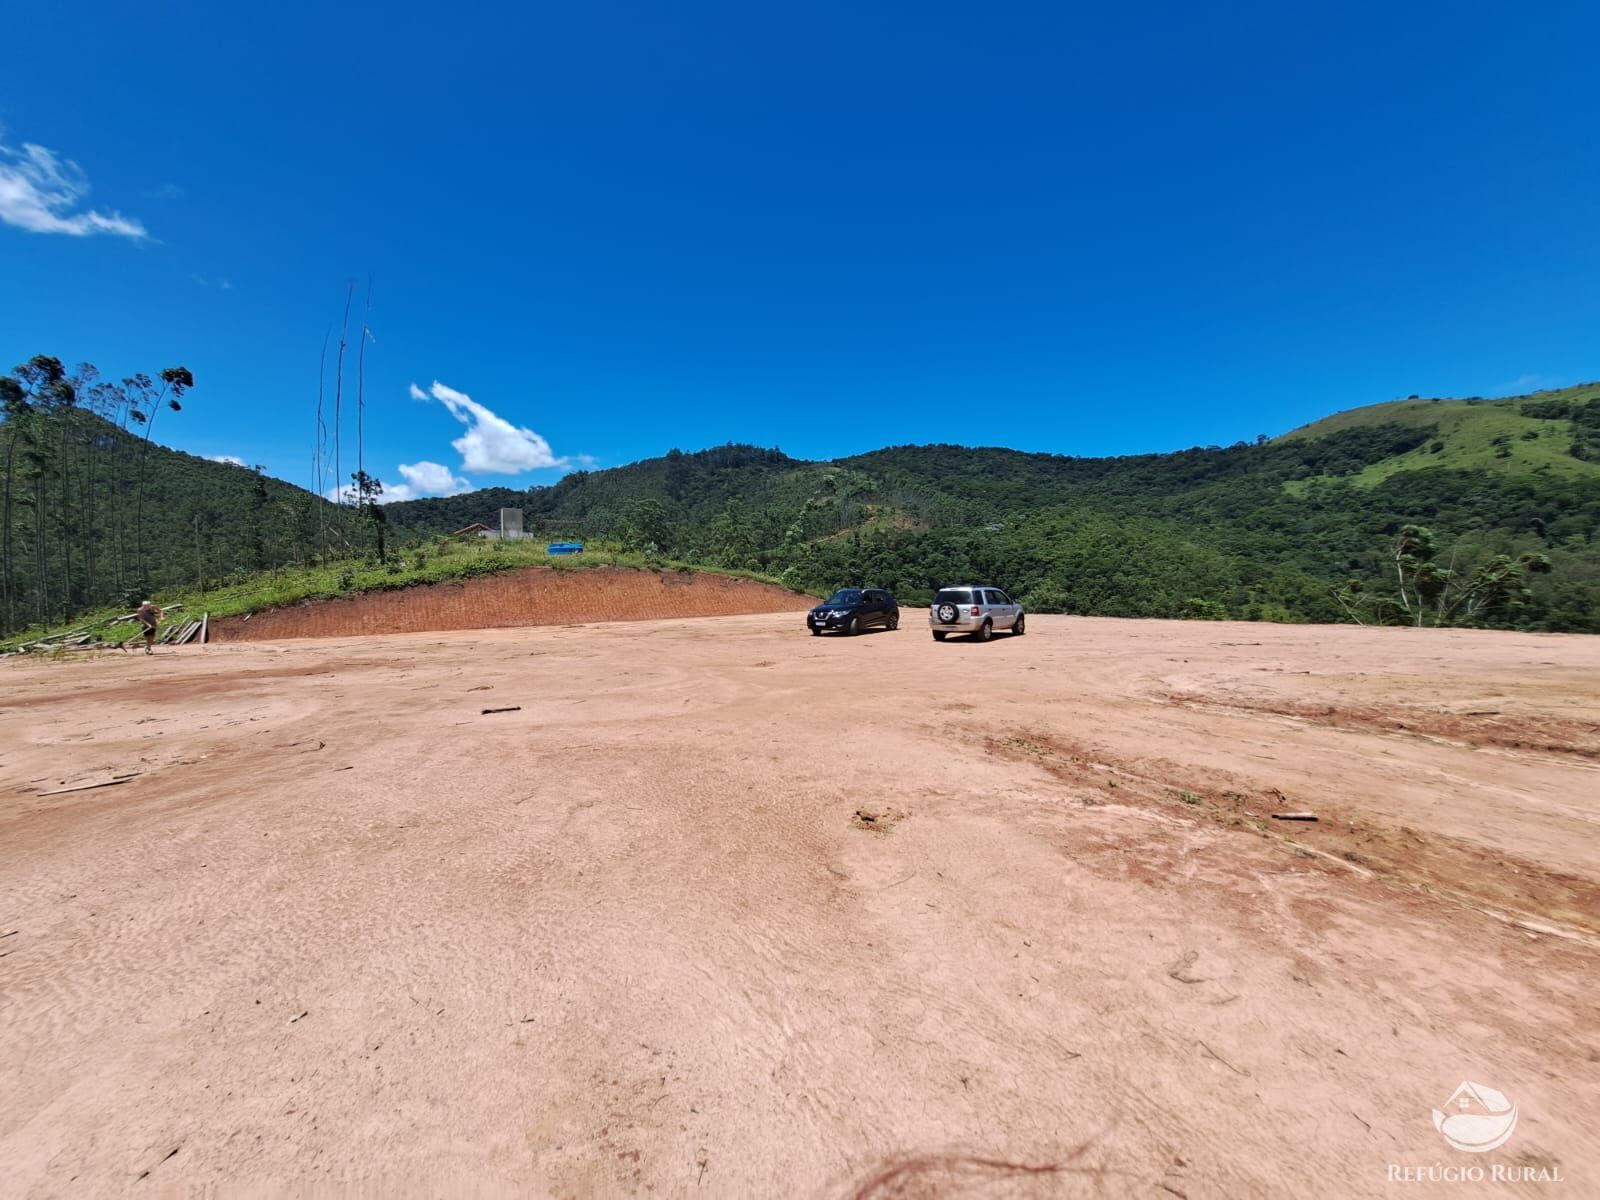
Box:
[887, 612, 899, 631]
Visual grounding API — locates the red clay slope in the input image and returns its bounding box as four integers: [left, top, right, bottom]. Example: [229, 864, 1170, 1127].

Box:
[210, 566, 813, 641]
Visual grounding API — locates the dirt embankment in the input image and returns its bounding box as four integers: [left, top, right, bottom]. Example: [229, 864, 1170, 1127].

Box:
[210, 566, 812, 641]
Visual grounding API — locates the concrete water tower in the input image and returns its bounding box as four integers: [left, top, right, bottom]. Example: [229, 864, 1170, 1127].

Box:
[500, 508, 525, 540]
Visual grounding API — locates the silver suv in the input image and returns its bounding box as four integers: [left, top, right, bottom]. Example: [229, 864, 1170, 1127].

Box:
[929, 586, 1025, 641]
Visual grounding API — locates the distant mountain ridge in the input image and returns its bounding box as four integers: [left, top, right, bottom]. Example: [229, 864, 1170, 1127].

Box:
[5, 384, 1598, 633]
[387, 384, 1600, 531]
[379, 385, 1600, 631]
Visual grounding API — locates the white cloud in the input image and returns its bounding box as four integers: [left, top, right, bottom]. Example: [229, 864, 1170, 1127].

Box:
[324, 460, 474, 503]
[0, 131, 148, 238]
[383, 460, 474, 502]
[346, 380, 579, 505]
[206, 454, 246, 466]
[417, 379, 575, 473]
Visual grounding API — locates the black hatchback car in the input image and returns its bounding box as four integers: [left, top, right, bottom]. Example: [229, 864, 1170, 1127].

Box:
[807, 588, 899, 635]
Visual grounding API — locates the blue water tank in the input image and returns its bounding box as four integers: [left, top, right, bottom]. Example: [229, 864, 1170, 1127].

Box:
[547, 542, 584, 555]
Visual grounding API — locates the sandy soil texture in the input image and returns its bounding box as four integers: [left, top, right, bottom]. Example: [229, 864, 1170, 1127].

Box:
[2, 614, 1596, 1197]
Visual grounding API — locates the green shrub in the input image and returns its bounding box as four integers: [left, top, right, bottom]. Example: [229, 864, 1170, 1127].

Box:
[1181, 597, 1229, 620]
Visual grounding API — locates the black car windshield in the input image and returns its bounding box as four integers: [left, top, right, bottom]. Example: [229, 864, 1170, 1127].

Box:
[824, 589, 864, 605]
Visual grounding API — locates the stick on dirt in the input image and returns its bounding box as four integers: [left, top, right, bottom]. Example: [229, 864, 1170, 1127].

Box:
[38, 776, 137, 797]
[481, 706, 522, 715]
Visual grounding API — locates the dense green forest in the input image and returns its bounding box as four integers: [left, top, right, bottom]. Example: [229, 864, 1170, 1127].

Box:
[5, 350, 1598, 637]
[384, 388, 1600, 631]
[0, 355, 357, 636]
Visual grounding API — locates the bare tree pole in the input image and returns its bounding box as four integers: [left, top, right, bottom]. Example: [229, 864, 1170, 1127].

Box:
[112, 381, 134, 591]
[357, 275, 372, 484]
[1391, 532, 1413, 621]
[315, 328, 329, 560]
[75, 366, 103, 603]
[1434, 545, 1459, 624]
[333, 281, 353, 508]
[132, 369, 193, 583]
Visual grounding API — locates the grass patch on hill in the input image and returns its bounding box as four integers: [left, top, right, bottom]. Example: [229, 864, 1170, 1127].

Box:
[1, 541, 806, 653]
[1281, 385, 1600, 494]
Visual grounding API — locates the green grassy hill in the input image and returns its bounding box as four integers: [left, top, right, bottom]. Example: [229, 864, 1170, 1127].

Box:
[1279, 385, 1600, 488]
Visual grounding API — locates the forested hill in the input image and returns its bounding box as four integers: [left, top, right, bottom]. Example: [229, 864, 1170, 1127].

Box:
[6, 381, 1600, 635]
[383, 387, 1600, 632]
[0, 406, 337, 633]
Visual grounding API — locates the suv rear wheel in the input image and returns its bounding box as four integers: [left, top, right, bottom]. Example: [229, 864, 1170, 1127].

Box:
[975, 619, 993, 642]
[932, 630, 947, 641]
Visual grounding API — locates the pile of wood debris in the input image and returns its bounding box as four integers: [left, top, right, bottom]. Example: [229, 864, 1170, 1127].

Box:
[2, 606, 210, 656]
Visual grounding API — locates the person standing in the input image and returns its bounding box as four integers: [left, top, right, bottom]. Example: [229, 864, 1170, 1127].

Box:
[135, 600, 163, 655]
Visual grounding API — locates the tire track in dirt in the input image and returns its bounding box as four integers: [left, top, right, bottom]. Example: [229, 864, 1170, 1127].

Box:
[984, 729, 1600, 944]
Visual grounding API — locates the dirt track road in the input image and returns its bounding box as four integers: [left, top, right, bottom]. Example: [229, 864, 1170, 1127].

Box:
[2, 614, 1597, 1197]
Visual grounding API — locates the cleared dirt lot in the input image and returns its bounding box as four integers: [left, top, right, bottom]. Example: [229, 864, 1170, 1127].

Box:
[2, 614, 1596, 1197]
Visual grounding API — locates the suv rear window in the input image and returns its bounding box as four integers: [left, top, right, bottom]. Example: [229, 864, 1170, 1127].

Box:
[934, 589, 973, 605]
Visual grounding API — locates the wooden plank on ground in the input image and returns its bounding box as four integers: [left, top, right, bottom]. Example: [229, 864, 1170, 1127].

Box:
[37, 776, 138, 797]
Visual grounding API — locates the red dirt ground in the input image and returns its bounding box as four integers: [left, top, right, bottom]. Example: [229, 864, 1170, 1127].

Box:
[2, 614, 1596, 1197]
[209, 566, 813, 641]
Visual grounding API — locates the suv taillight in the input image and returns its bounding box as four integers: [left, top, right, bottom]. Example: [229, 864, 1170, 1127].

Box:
[970, 605, 981, 616]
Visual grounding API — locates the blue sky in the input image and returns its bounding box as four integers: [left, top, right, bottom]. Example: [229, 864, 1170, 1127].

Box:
[3, 1, 1598, 502]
